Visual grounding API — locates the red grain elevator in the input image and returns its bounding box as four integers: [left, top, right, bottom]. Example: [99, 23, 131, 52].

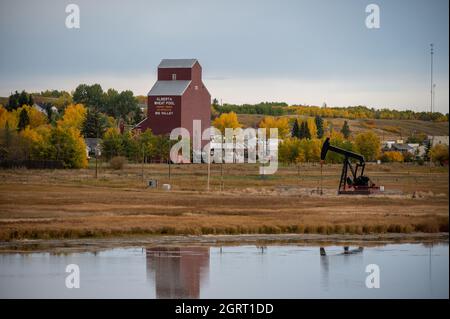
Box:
[135, 59, 211, 140]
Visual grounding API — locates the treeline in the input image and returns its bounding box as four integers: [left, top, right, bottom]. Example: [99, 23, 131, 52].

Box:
[72, 84, 143, 124]
[5, 84, 145, 126]
[291, 105, 448, 122]
[214, 101, 289, 116]
[212, 101, 448, 122]
[5, 91, 34, 111]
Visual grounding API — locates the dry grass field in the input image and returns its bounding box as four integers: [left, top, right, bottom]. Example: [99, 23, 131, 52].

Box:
[0, 162, 448, 240]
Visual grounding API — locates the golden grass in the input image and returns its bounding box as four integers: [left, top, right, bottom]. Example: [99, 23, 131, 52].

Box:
[0, 163, 448, 240]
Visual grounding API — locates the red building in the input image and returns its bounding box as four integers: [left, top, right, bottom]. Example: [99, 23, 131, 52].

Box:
[135, 59, 211, 140]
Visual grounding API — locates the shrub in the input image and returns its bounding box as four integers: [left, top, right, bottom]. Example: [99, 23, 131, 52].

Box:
[110, 156, 127, 170]
[379, 151, 404, 163]
[429, 144, 449, 165]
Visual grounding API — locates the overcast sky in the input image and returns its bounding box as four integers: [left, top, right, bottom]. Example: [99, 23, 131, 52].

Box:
[0, 0, 448, 113]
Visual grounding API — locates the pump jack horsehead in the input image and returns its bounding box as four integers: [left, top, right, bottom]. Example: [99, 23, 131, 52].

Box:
[320, 137, 382, 195]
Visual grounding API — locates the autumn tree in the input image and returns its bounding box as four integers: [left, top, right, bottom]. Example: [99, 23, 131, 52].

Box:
[57, 104, 87, 131]
[258, 116, 290, 139]
[379, 151, 404, 163]
[19, 105, 48, 128]
[101, 128, 124, 160]
[429, 144, 449, 165]
[212, 112, 242, 134]
[279, 137, 322, 163]
[0, 122, 20, 160]
[122, 131, 141, 161]
[354, 131, 380, 161]
[306, 117, 317, 138]
[279, 137, 302, 164]
[47, 127, 88, 168]
[341, 120, 351, 139]
[19, 126, 51, 160]
[138, 130, 157, 162]
[324, 132, 355, 163]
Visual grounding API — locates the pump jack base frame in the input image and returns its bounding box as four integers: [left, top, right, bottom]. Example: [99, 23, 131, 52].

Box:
[338, 186, 381, 195]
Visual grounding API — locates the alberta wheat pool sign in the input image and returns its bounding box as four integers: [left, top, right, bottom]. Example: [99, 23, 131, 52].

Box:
[154, 97, 174, 116]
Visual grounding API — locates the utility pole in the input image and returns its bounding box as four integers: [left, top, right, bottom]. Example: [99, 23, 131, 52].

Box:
[168, 159, 171, 181]
[220, 162, 223, 191]
[430, 43, 434, 113]
[141, 147, 145, 184]
[207, 148, 211, 191]
[95, 149, 98, 179]
[95, 128, 99, 179]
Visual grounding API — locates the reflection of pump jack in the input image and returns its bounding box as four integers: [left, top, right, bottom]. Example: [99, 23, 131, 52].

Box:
[320, 246, 364, 256]
[257, 246, 267, 254]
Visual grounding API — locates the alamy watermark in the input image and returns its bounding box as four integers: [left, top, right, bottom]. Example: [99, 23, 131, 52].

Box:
[365, 263, 380, 288]
[65, 4, 80, 29]
[168, 120, 279, 174]
[65, 264, 80, 289]
[365, 4, 380, 29]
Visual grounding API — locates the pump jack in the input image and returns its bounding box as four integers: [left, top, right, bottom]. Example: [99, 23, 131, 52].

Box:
[320, 137, 381, 195]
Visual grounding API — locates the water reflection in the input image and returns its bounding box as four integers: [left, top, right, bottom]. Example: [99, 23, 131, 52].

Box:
[0, 243, 447, 298]
[320, 246, 365, 290]
[146, 246, 209, 299]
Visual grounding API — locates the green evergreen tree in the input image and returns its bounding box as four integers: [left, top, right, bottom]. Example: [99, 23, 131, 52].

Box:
[424, 139, 432, 161]
[133, 107, 144, 125]
[341, 120, 351, 139]
[299, 121, 305, 139]
[18, 91, 29, 107]
[304, 121, 311, 139]
[7, 91, 20, 111]
[315, 115, 324, 138]
[18, 108, 30, 131]
[291, 119, 300, 138]
[82, 109, 107, 138]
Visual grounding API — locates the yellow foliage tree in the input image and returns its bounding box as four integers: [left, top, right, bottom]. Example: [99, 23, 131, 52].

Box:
[0, 105, 18, 129]
[354, 131, 380, 161]
[429, 144, 449, 165]
[15, 105, 48, 129]
[48, 126, 88, 168]
[306, 117, 317, 138]
[379, 151, 404, 163]
[258, 116, 290, 139]
[57, 104, 87, 130]
[212, 112, 241, 134]
[19, 126, 50, 159]
[279, 137, 322, 163]
[297, 138, 322, 163]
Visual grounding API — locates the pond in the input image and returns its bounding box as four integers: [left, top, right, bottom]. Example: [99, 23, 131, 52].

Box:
[0, 243, 448, 298]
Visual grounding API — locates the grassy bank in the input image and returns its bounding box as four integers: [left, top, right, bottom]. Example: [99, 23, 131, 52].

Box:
[2, 217, 448, 241]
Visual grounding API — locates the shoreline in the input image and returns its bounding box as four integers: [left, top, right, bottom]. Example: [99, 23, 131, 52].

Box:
[0, 232, 448, 254]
